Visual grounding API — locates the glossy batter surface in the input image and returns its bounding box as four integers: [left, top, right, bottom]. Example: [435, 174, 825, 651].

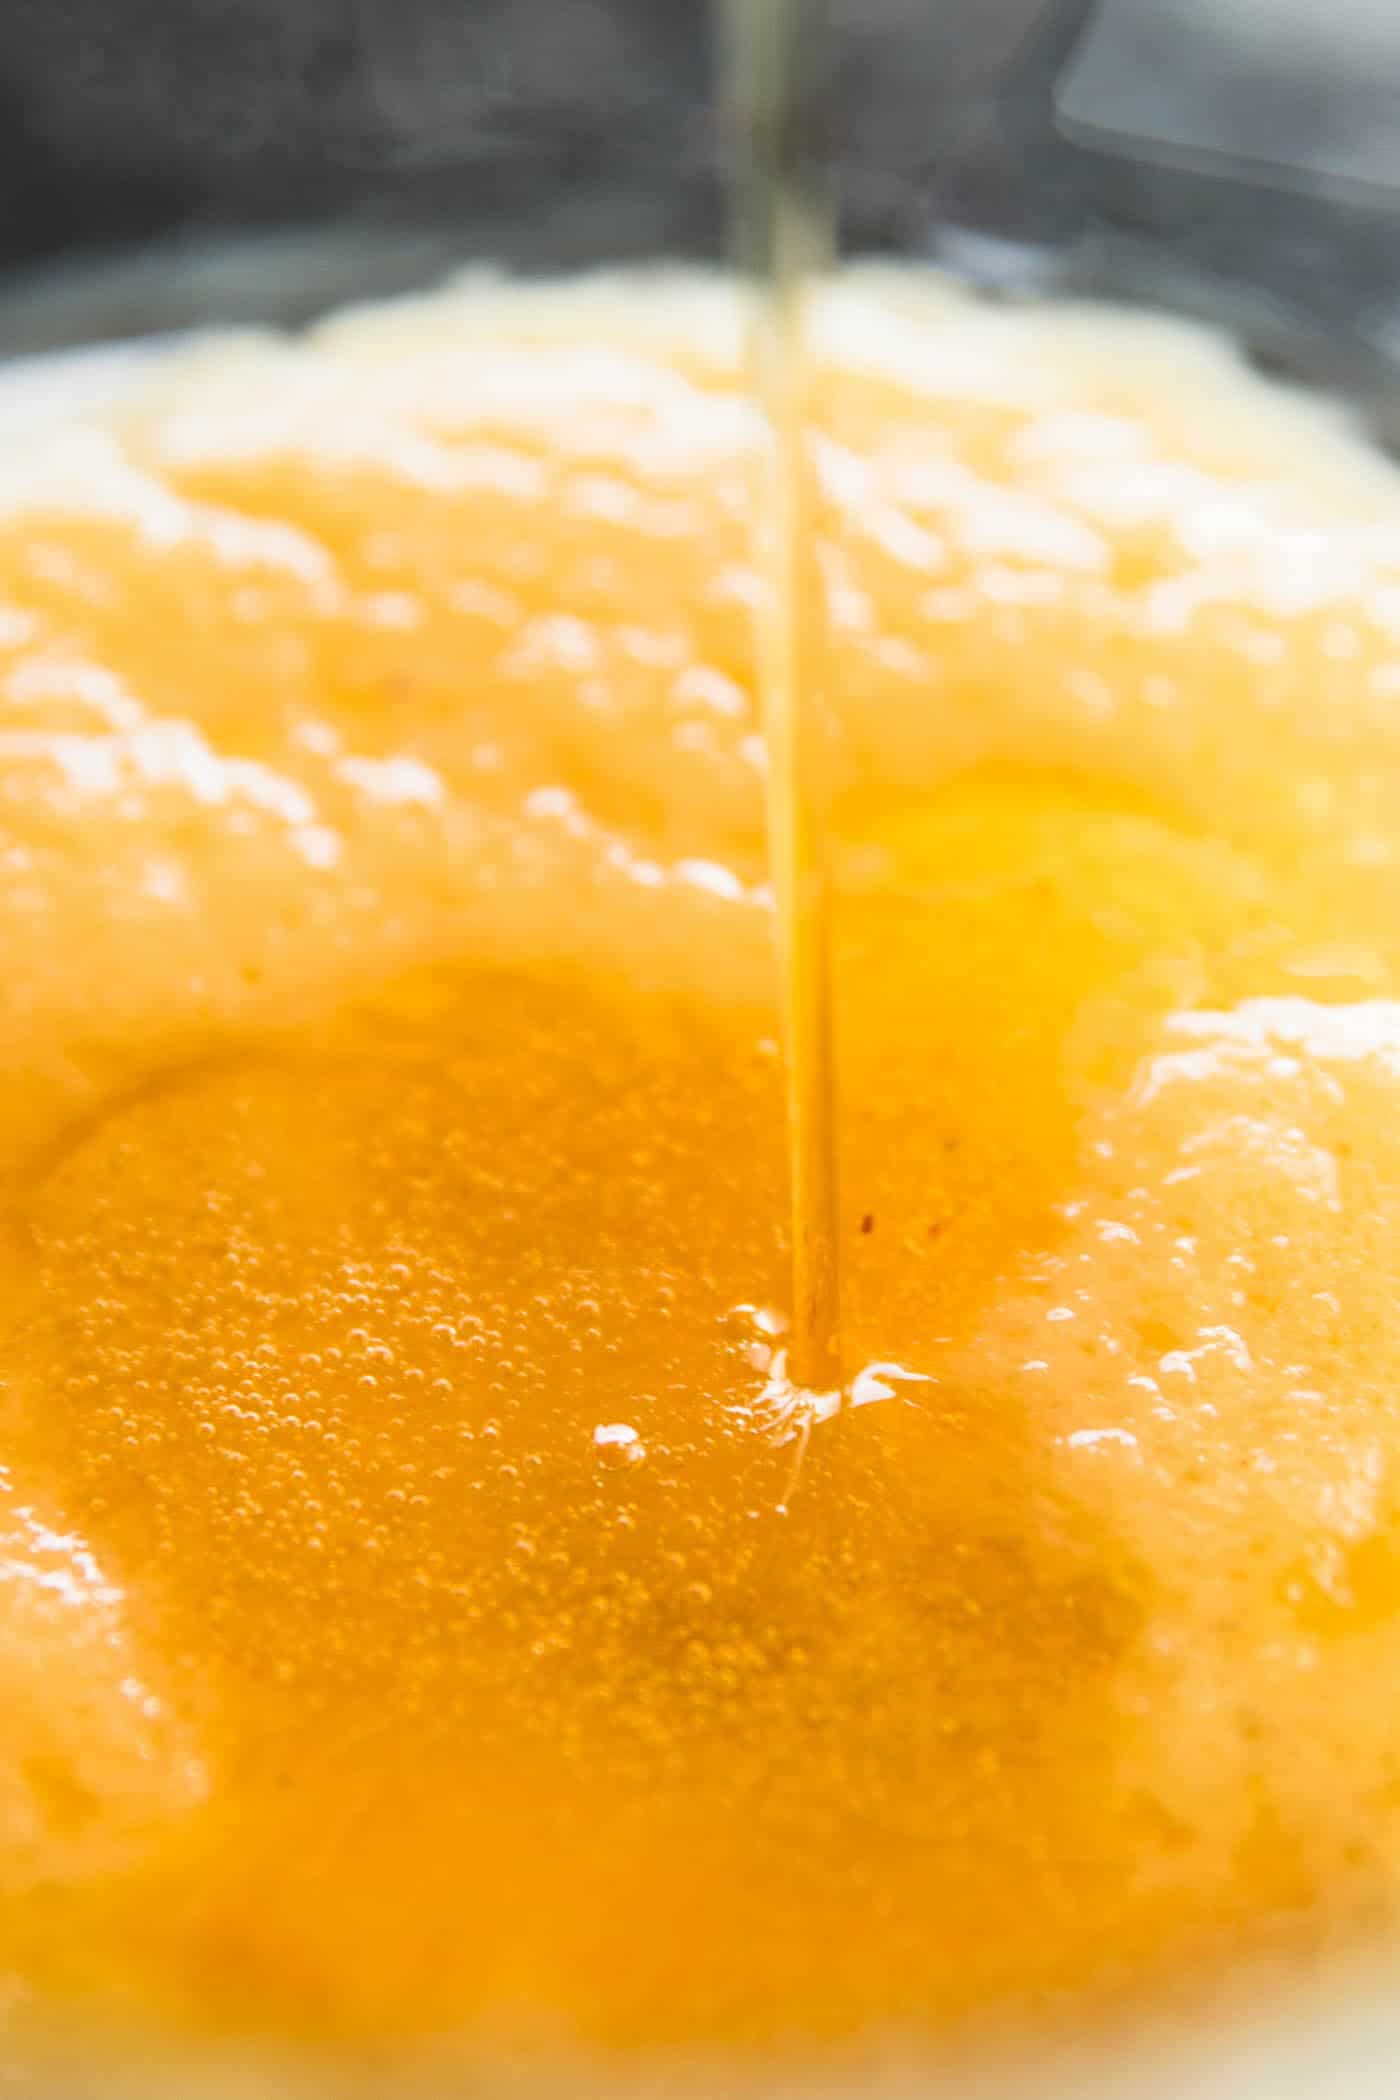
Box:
[3, 273, 1400, 2073]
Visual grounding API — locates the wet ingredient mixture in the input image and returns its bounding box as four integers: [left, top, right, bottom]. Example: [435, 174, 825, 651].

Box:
[2, 272, 1400, 2073]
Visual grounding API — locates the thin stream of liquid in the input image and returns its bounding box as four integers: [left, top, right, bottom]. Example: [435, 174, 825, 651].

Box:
[726, 0, 843, 1392]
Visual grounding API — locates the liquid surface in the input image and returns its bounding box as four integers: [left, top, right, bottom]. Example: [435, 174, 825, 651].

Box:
[4, 273, 1400, 2080]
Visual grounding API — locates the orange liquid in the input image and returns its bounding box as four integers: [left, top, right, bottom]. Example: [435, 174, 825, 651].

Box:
[3, 275, 1400, 2077]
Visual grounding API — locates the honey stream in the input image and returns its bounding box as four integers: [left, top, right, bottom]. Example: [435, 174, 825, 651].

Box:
[727, 0, 843, 1392]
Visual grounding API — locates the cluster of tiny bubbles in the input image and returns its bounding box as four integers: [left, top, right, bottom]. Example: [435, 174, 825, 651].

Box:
[13, 964, 818, 1784]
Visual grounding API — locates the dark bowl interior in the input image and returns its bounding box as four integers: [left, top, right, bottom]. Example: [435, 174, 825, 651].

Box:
[1, 0, 1400, 450]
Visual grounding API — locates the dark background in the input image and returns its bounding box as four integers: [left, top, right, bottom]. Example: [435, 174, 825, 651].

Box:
[0, 0, 1056, 269]
[3, 0, 1400, 434]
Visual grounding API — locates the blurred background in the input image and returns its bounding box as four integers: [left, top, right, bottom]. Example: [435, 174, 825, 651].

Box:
[2, 0, 1400, 426]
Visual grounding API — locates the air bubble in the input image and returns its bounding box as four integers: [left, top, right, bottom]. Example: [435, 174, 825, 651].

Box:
[593, 1422, 646, 1469]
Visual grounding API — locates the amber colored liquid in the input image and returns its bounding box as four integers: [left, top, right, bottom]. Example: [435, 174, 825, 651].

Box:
[4, 272, 1400, 2078]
